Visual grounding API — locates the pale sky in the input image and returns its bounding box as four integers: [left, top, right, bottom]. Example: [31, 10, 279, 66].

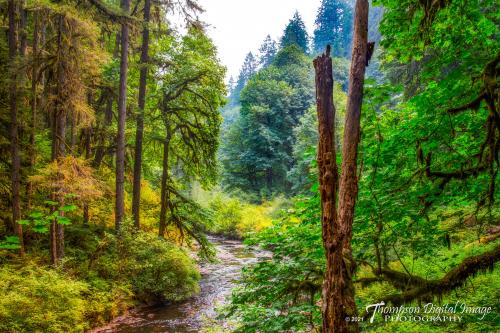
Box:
[197, 0, 322, 80]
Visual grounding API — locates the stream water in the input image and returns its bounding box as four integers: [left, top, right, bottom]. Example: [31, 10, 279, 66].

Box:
[92, 236, 262, 333]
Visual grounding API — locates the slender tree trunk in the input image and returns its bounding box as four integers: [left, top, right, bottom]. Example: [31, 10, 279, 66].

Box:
[27, 10, 39, 210]
[132, 0, 151, 229]
[50, 112, 57, 265]
[315, 1, 369, 332]
[93, 94, 113, 168]
[93, 33, 119, 169]
[19, 0, 27, 56]
[55, 110, 66, 261]
[83, 94, 92, 224]
[159, 133, 170, 237]
[70, 111, 77, 154]
[8, 0, 24, 255]
[115, 0, 131, 232]
[50, 105, 67, 264]
[266, 168, 273, 194]
[50, 15, 68, 265]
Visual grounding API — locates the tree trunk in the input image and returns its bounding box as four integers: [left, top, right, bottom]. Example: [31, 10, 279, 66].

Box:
[315, 1, 369, 332]
[54, 101, 67, 262]
[50, 15, 68, 265]
[93, 93, 113, 168]
[70, 111, 77, 154]
[19, 0, 27, 56]
[115, 0, 131, 232]
[266, 168, 273, 193]
[8, 0, 24, 255]
[27, 10, 39, 210]
[159, 133, 170, 237]
[132, 0, 151, 229]
[83, 103, 92, 224]
[313, 45, 339, 333]
[50, 106, 67, 264]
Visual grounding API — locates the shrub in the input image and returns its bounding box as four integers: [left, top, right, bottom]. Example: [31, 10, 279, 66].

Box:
[208, 194, 281, 238]
[119, 228, 200, 301]
[0, 264, 89, 333]
[209, 195, 243, 237]
[0, 224, 201, 332]
[90, 224, 200, 302]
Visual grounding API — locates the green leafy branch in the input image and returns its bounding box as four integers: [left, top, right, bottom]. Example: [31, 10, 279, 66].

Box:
[18, 201, 78, 234]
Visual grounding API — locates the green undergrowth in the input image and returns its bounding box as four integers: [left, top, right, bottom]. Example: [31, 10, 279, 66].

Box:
[223, 195, 500, 333]
[208, 195, 285, 239]
[0, 224, 200, 333]
[191, 187, 286, 239]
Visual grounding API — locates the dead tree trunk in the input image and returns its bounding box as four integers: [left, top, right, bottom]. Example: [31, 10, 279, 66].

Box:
[315, 0, 370, 332]
[330, 0, 369, 329]
[115, 0, 131, 232]
[313, 44, 339, 333]
[8, 0, 24, 255]
[132, 0, 151, 229]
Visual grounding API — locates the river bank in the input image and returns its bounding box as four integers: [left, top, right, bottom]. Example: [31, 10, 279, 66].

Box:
[91, 237, 263, 333]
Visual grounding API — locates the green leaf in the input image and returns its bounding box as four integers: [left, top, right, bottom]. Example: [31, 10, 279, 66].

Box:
[56, 216, 72, 225]
[33, 219, 46, 226]
[32, 226, 49, 233]
[0, 236, 20, 250]
[60, 204, 77, 212]
[29, 211, 44, 219]
[17, 219, 31, 225]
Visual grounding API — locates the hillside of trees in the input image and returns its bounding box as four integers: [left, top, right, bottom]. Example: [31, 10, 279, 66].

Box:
[0, 0, 498, 332]
[221, 0, 499, 332]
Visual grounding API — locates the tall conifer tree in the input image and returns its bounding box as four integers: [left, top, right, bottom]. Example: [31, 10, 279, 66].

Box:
[280, 12, 309, 53]
[258, 35, 277, 67]
[230, 52, 258, 105]
[313, 0, 353, 57]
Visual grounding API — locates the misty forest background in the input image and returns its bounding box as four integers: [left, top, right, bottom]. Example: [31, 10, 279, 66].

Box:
[0, 0, 498, 332]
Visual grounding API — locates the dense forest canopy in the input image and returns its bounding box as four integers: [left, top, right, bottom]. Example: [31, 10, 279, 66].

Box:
[0, 0, 498, 332]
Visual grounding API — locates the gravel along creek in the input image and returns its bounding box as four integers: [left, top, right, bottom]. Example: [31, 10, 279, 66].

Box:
[91, 236, 264, 333]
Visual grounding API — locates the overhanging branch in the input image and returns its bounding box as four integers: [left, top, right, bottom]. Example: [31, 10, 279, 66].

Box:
[358, 246, 500, 306]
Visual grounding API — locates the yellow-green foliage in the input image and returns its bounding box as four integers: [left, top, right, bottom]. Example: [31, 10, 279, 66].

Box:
[85, 166, 115, 226]
[209, 195, 243, 237]
[29, 157, 103, 202]
[0, 224, 200, 333]
[137, 181, 162, 232]
[107, 225, 201, 301]
[237, 199, 282, 235]
[0, 264, 89, 333]
[208, 193, 283, 238]
[85, 169, 160, 233]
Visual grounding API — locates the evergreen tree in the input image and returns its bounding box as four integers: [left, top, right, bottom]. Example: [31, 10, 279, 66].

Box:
[221, 46, 314, 199]
[132, 0, 152, 229]
[258, 35, 277, 67]
[227, 76, 236, 96]
[230, 52, 258, 105]
[280, 12, 309, 54]
[313, 0, 353, 57]
[115, 0, 131, 232]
